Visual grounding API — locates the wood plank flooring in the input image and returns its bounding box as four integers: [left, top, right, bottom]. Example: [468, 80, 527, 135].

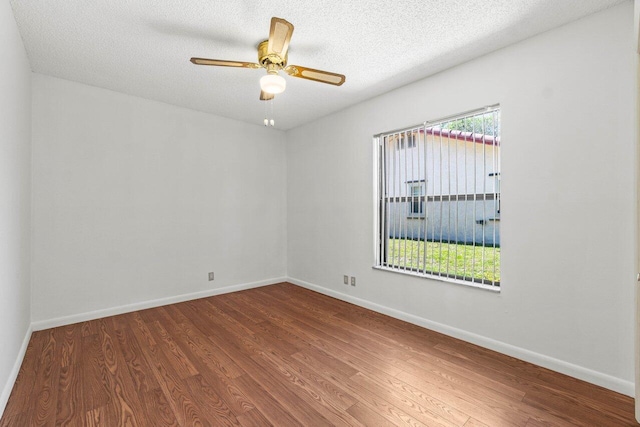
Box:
[1, 282, 636, 426]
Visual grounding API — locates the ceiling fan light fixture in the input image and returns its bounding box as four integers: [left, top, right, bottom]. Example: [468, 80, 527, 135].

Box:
[260, 73, 286, 94]
[190, 17, 345, 101]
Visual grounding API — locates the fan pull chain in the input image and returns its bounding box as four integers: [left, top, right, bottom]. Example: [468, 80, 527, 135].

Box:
[263, 99, 275, 127]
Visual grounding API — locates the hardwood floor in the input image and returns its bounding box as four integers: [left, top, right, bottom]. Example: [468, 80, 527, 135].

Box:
[1, 282, 636, 426]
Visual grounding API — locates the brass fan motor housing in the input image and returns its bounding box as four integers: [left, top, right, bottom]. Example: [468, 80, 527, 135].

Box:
[258, 40, 287, 69]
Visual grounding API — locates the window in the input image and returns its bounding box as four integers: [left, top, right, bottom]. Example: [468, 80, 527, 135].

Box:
[408, 182, 425, 216]
[374, 106, 501, 289]
[396, 132, 417, 150]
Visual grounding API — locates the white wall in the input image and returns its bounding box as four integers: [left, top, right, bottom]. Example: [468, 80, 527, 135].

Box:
[0, 1, 32, 414]
[287, 2, 637, 395]
[635, 0, 640, 53]
[31, 75, 287, 324]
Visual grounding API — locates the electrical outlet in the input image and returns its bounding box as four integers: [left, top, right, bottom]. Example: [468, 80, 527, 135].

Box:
[208, 272, 214, 281]
[343, 275, 349, 285]
[350, 276, 356, 286]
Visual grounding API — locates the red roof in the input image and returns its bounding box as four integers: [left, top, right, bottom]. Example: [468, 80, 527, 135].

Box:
[423, 127, 499, 146]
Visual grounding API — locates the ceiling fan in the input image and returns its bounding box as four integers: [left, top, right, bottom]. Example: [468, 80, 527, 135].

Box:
[190, 17, 346, 101]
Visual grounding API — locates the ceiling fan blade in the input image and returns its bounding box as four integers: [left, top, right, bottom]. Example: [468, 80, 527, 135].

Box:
[284, 65, 345, 86]
[267, 17, 294, 59]
[260, 90, 274, 101]
[190, 58, 260, 69]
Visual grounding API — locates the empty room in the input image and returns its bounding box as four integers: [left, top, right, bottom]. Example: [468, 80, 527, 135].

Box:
[1, 0, 639, 425]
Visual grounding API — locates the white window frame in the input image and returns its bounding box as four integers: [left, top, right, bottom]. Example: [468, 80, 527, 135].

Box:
[407, 182, 425, 217]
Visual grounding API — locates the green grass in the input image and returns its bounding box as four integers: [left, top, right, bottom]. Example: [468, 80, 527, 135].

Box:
[386, 239, 500, 284]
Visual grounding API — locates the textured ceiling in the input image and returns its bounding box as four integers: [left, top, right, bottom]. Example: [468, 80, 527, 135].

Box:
[10, 0, 625, 130]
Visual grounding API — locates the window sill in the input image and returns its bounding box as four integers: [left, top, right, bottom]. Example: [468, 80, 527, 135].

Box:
[372, 265, 500, 292]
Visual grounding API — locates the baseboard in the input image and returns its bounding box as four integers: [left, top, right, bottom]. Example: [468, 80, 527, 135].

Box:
[0, 324, 33, 419]
[287, 277, 635, 397]
[31, 277, 287, 331]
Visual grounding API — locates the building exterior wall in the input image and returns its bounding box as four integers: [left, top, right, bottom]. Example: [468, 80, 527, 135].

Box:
[386, 199, 500, 245]
[383, 133, 500, 245]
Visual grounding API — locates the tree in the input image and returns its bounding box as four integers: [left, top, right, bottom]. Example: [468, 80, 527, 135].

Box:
[438, 111, 500, 137]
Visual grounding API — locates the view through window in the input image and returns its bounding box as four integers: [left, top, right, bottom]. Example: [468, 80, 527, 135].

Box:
[375, 106, 501, 289]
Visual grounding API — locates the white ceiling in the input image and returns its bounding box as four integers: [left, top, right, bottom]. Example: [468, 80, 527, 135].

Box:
[10, 0, 625, 130]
